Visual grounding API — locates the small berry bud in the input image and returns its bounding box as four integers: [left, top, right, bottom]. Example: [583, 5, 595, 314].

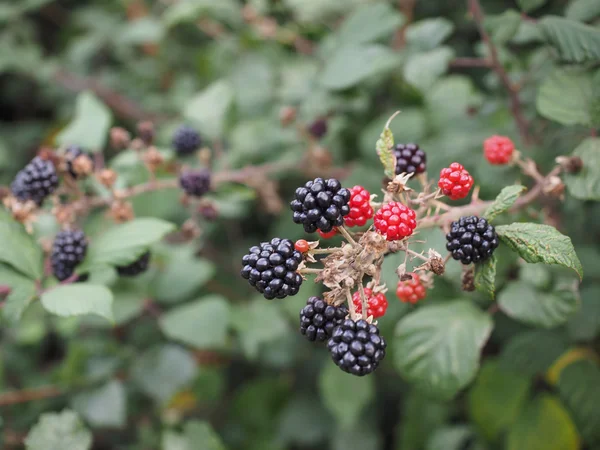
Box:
[143, 147, 164, 172]
[97, 169, 118, 188]
[555, 156, 583, 174]
[137, 121, 155, 145]
[279, 106, 297, 126]
[462, 269, 475, 292]
[429, 255, 446, 275]
[108, 201, 135, 223]
[110, 127, 131, 150]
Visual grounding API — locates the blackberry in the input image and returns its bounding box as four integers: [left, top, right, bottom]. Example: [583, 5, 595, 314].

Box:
[445, 216, 499, 265]
[51, 230, 88, 281]
[240, 238, 303, 300]
[11, 156, 59, 205]
[299, 297, 348, 342]
[172, 125, 201, 155]
[308, 118, 328, 139]
[117, 251, 151, 277]
[327, 319, 387, 376]
[394, 143, 427, 175]
[180, 168, 211, 197]
[65, 145, 94, 179]
[290, 178, 351, 233]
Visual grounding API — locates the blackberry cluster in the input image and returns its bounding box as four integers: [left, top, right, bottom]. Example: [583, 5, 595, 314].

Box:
[290, 178, 351, 233]
[51, 230, 88, 281]
[241, 238, 303, 300]
[172, 125, 202, 155]
[180, 168, 211, 197]
[65, 145, 93, 179]
[445, 216, 499, 265]
[327, 319, 387, 376]
[394, 143, 427, 175]
[300, 297, 348, 342]
[117, 251, 151, 277]
[11, 157, 59, 205]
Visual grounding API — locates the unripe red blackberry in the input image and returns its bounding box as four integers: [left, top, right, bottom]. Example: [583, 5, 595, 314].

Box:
[117, 251, 151, 277]
[344, 185, 374, 228]
[438, 163, 473, 200]
[290, 178, 351, 233]
[445, 216, 498, 265]
[396, 273, 427, 304]
[299, 297, 348, 342]
[352, 288, 388, 318]
[241, 238, 303, 299]
[180, 168, 211, 197]
[327, 319, 387, 376]
[50, 229, 88, 281]
[11, 156, 59, 206]
[373, 202, 417, 241]
[172, 125, 202, 155]
[484, 135, 514, 165]
[394, 143, 427, 175]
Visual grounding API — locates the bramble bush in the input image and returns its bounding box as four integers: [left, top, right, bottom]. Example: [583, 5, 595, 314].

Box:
[0, 0, 599, 449]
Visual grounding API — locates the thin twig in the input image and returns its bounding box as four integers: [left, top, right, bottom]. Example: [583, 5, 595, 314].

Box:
[337, 225, 357, 246]
[450, 57, 493, 68]
[298, 268, 323, 274]
[0, 385, 63, 407]
[357, 279, 368, 320]
[346, 287, 357, 320]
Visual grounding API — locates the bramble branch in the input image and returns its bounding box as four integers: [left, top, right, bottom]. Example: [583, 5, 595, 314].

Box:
[0, 385, 63, 407]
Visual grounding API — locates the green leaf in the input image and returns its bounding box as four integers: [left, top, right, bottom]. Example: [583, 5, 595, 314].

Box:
[132, 344, 198, 403]
[376, 111, 399, 179]
[468, 360, 530, 441]
[565, 0, 600, 22]
[318, 362, 374, 428]
[398, 390, 451, 450]
[0, 211, 44, 279]
[405, 18, 454, 51]
[159, 295, 230, 349]
[474, 254, 496, 299]
[231, 299, 288, 359]
[536, 68, 596, 126]
[485, 10, 522, 44]
[41, 284, 114, 322]
[152, 246, 216, 304]
[278, 396, 333, 445]
[498, 281, 579, 328]
[183, 80, 234, 140]
[403, 47, 455, 92]
[557, 360, 600, 444]
[496, 223, 583, 280]
[426, 426, 474, 450]
[55, 91, 112, 151]
[117, 18, 164, 45]
[517, 0, 547, 13]
[80, 218, 175, 271]
[507, 394, 580, 450]
[566, 286, 600, 341]
[335, 3, 404, 47]
[162, 0, 241, 28]
[564, 138, 600, 200]
[184, 420, 226, 450]
[319, 45, 400, 91]
[25, 410, 92, 450]
[394, 301, 493, 399]
[0, 263, 37, 322]
[484, 185, 527, 222]
[73, 380, 126, 428]
[540, 16, 600, 63]
[500, 330, 569, 377]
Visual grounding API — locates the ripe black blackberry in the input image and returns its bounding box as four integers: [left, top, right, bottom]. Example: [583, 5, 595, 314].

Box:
[117, 251, 151, 277]
[11, 156, 59, 205]
[240, 238, 303, 300]
[394, 143, 427, 175]
[327, 319, 387, 376]
[300, 297, 348, 342]
[65, 145, 93, 179]
[172, 125, 202, 155]
[445, 216, 499, 265]
[308, 118, 328, 139]
[180, 168, 211, 197]
[51, 230, 88, 281]
[290, 178, 351, 233]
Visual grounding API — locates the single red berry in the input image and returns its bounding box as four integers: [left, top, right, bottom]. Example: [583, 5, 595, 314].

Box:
[396, 273, 427, 304]
[352, 287, 388, 319]
[295, 239, 310, 253]
[317, 228, 337, 239]
[373, 202, 417, 241]
[438, 163, 474, 200]
[484, 135, 514, 165]
[344, 185, 374, 228]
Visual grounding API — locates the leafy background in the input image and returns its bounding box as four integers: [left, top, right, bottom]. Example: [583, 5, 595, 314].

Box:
[1, 0, 600, 449]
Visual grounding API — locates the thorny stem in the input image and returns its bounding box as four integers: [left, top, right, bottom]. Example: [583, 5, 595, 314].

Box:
[405, 248, 429, 262]
[337, 225, 357, 246]
[357, 279, 368, 320]
[311, 247, 340, 255]
[0, 385, 63, 407]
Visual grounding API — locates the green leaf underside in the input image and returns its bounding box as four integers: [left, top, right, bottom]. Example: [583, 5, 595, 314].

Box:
[496, 223, 583, 280]
[394, 301, 493, 399]
[517, 0, 547, 13]
[55, 91, 112, 151]
[41, 284, 114, 322]
[484, 185, 527, 222]
[564, 138, 600, 200]
[540, 16, 600, 63]
[183, 80, 234, 139]
[80, 218, 175, 271]
[376, 112, 399, 179]
[0, 263, 38, 322]
[0, 211, 44, 280]
[474, 254, 496, 299]
[498, 281, 579, 328]
[73, 380, 126, 428]
[25, 410, 92, 450]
